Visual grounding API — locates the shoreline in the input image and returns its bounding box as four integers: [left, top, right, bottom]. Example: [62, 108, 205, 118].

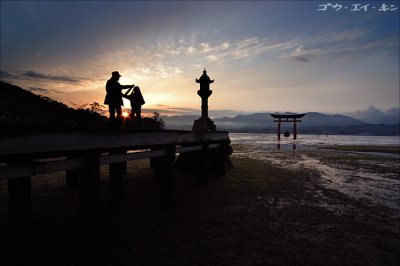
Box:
[319, 145, 400, 154]
[318, 148, 400, 159]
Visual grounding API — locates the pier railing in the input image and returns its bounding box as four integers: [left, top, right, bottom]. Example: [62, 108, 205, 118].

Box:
[0, 124, 231, 242]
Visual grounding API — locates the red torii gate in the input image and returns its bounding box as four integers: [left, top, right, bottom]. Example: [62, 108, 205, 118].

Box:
[270, 113, 305, 140]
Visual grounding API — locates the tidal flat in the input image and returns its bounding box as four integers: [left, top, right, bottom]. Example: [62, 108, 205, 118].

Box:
[0, 144, 399, 265]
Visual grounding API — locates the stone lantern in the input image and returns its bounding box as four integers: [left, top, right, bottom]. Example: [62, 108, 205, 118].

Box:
[192, 69, 216, 131]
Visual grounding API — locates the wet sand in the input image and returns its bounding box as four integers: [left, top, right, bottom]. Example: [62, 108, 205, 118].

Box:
[233, 144, 400, 212]
[0, 145, 399, 265]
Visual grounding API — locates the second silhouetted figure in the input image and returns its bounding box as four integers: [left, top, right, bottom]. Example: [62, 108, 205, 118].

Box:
[122, 86, 145, 122]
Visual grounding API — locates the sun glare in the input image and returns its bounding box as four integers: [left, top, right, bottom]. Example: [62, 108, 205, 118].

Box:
[122, 111, 129, 118]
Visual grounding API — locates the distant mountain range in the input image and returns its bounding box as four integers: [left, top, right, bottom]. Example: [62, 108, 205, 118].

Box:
[162, 112, 399, 136]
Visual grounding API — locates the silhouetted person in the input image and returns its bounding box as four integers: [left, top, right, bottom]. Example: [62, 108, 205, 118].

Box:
[104, 71, 134, 126]
[122, 86, 145, 123]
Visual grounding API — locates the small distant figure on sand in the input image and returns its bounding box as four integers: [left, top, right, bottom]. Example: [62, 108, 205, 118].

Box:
[104, 71, 134, 126]
[284, 130, 290, 137]
[122, 86, 145, 123]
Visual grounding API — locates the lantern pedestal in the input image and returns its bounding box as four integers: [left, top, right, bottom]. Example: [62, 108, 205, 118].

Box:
[192, 117, 216, 131]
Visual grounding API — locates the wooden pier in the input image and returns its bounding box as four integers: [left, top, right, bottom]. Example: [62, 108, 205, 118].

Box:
[0, 124, 231, 243]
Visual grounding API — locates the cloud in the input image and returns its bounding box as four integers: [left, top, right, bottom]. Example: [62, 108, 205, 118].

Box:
[282, 28, 397, 62]
[187, 46, 196, 54]
[149, 27, 395, 66]
[28, 87, 50, 94]
[150, 36, 299, 64]
[386, 107, 400, 116]
[346, 105, 400, 124]
[294, 57, 311, 62]
[28, 86, 63, 94]
[143, 105, 246, 117]
[0, 70, 19, 79]
[221, 42, 230, 49]
[200, 43, 212, 53]
[21, 70, 82, 84]
[154, 64, 183, 78]
[284, 44, 323, 61]
[289, 45, 312, 62]
[142, 107, 197, 116]
[155, 105, 198, 113]
[201, 37, 306, 63]
[314, 28, 368, 43]
[1, 69, 93, 85]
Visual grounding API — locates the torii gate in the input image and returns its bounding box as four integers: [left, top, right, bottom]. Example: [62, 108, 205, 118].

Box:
[270, 113, 305, 140]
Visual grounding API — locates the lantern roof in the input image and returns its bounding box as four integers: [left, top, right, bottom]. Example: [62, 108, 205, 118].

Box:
[196, 68, 214, 83]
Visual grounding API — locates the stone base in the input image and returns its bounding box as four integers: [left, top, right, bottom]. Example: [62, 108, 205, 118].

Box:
[192, 117, 216, 132]
[176, 147, 233, 176]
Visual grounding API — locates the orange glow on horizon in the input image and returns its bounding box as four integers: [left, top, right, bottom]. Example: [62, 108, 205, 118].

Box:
[122, 111, 129, 118]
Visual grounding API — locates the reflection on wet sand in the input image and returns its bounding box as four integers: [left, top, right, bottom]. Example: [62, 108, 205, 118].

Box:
[232, 142, 400, 212]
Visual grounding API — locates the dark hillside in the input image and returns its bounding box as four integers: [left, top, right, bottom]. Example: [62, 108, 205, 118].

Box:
[0, 81, 107, 126]
[0, 81, 163, 129]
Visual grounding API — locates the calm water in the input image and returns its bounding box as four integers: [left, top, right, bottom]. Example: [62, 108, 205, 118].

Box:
[229, 133, 400, 148]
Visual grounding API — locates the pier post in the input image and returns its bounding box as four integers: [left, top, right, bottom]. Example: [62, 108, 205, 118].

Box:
[8, 176, 32, 238]
[122, 149, 127, 174]
[160, 145, 175, 208]
[199, 144, 210, 185]
[79, 150, 102, 247]
[215, 143, 226, 176]
[66, 155, 80, 189]
[150, 148, 163, 180]
[109, 151, 125, 201]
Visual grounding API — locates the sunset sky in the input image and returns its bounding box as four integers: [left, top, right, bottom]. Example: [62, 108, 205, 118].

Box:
[1, 1, 399, 117]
